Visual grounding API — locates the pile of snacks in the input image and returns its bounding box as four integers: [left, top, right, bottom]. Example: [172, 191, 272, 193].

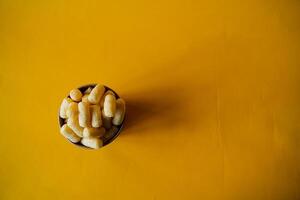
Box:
[59, 84, 125, 149]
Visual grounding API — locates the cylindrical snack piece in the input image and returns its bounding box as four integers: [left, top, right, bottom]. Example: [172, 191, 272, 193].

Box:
[83, 127, 105, 138]
[103, 126, 119, 140]
[82, 94, 89, 103]
[60, 124, 81, 143]
[81, 137, 103, 149]
[59, 98, 73, 119]
[66, 102, 78, 118]
[78, 102, 91, 127]
[70, 88, 82, 102]
[100, 90, 115, 108]
[112, 98, 125, 125]
[88, 84, 105, 104]
[90, 105, 102, 127]
[84, 87, 92, 94]
[103, 94, 116, 117]
[102, 109, 112, 130]
[67, 114, 83, 137]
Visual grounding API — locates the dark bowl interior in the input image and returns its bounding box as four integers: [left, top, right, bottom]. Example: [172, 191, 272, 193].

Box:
[58, 84, 124, 149]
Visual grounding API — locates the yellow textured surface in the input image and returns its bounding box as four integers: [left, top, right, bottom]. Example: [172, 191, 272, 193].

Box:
[0, 0, 300, 199]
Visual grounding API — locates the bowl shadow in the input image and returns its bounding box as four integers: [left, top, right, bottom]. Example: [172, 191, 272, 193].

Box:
[120, 85, 187, 137]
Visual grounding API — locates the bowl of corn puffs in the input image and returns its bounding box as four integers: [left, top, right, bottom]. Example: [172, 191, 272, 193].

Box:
[58, 84, 125, 149]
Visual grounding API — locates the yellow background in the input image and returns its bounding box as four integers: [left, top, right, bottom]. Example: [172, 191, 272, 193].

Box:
[1, 0, 300, 199]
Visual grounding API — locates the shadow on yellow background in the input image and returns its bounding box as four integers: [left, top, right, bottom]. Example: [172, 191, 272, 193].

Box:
[0, 0, 300, 199]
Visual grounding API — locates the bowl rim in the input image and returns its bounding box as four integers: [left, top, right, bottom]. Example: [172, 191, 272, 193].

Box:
[58, 84, 125, 149]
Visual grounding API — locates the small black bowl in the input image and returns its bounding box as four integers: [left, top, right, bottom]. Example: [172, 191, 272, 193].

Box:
[58, 84, 125, 149]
